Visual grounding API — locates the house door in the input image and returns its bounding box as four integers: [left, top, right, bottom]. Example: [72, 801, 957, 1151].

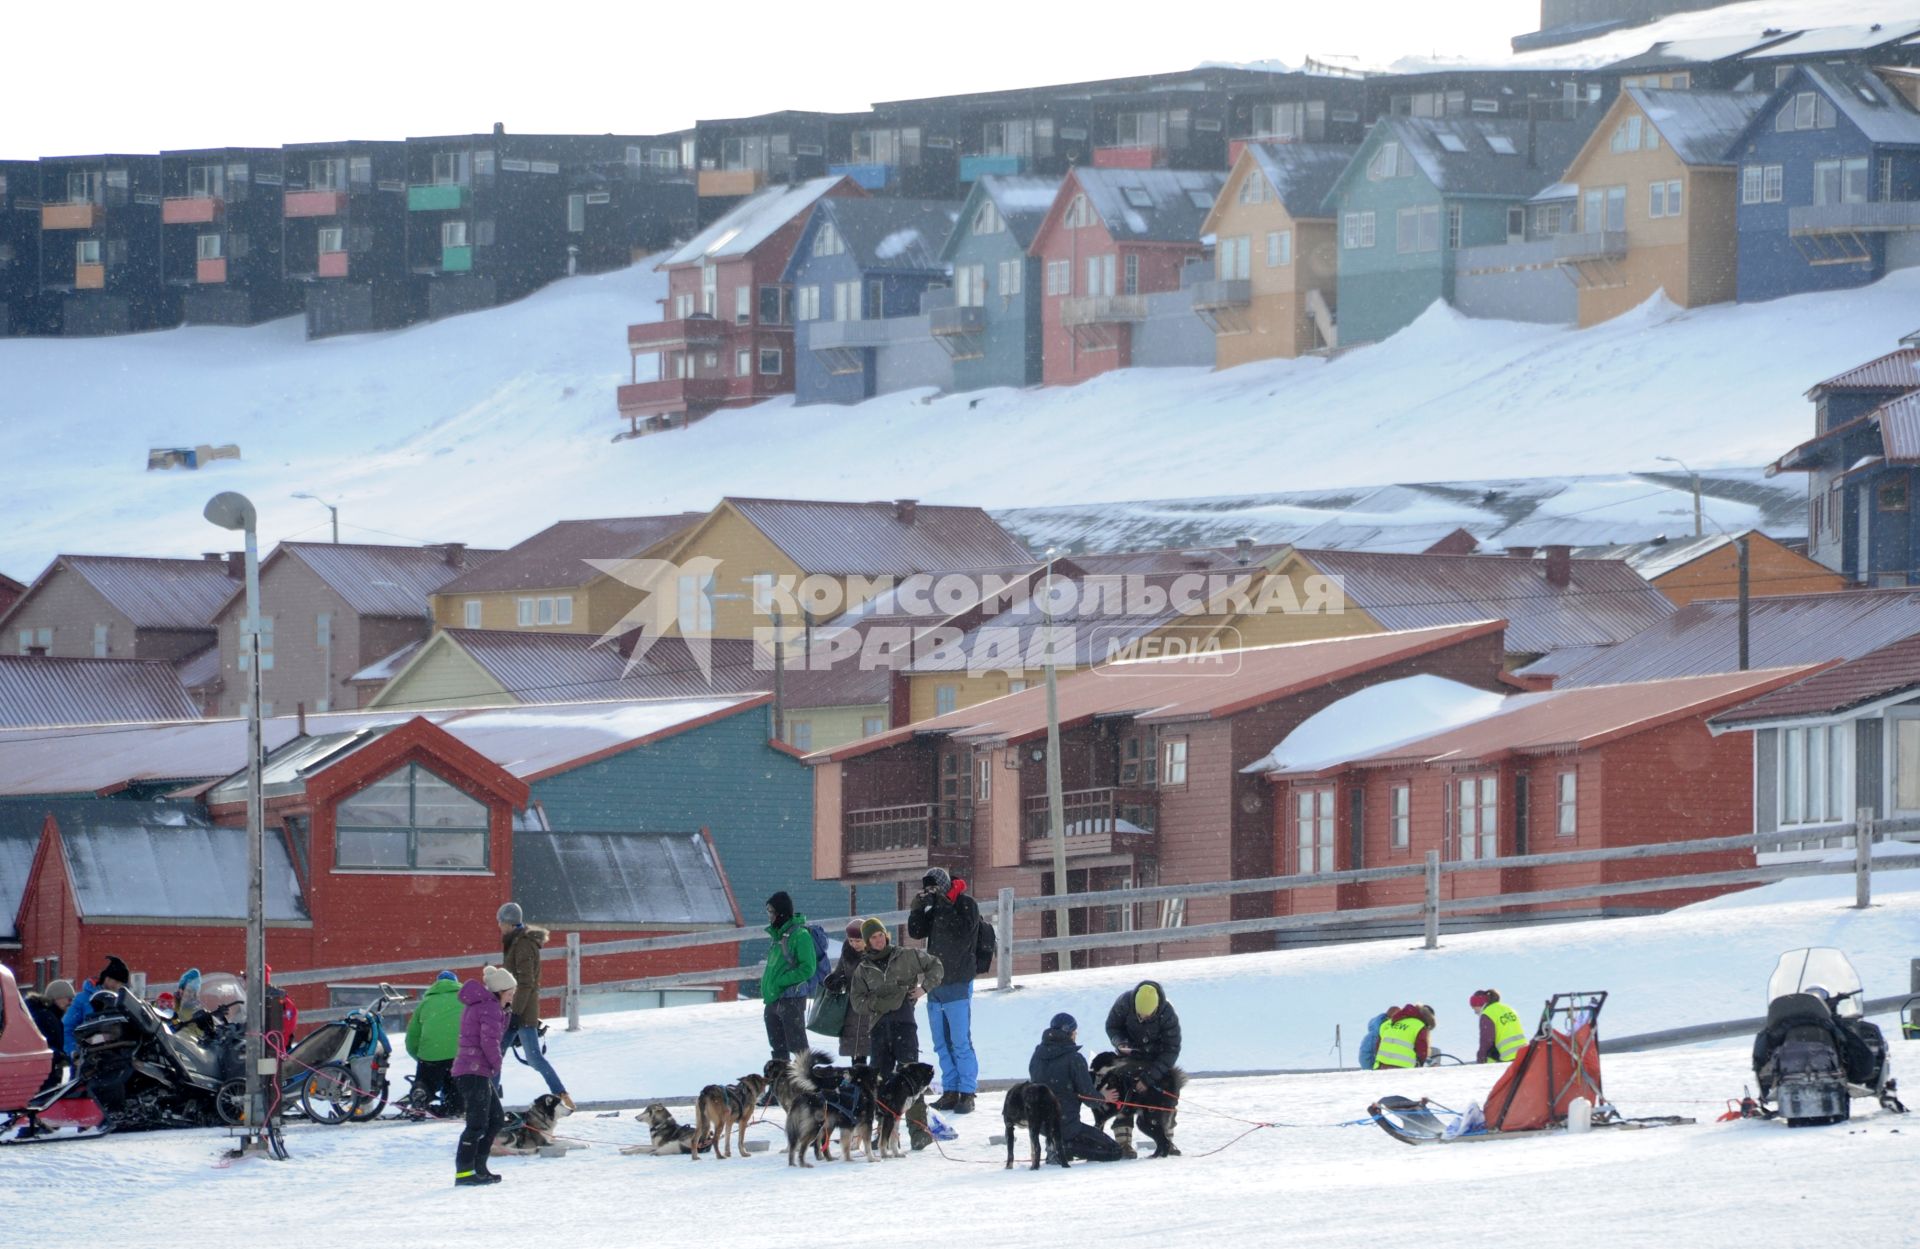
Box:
[1858, 487, 1871, 582]
[1889, 712, 1920, 817]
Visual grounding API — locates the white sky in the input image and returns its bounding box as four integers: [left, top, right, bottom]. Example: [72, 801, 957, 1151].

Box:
[12, 1, 1536, 156]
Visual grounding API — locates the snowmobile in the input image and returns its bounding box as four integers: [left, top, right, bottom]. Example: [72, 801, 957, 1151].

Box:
[1751, 947, 1905, 1127]
[67, 975, 249, 1133]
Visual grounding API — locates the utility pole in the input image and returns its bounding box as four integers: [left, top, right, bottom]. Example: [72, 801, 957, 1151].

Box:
[292, 492, 339, 543]
[1655, 456, 1702, 538]
[770, 604, 785, 745]
[1737, 534, 1751, 671]
[1042, 548, 1070, 961]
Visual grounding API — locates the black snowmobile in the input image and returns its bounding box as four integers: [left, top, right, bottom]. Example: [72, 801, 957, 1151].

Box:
[1752, 948, 1905, 1127]
[73, 980, 247, 1131]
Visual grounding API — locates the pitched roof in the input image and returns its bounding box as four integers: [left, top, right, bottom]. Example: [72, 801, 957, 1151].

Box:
[0, 656, 200, 729]
[1292, 548, 1674, 655]
[1524, 589, 1920, 687]
[817, 620, 1507, 761]
[1572, 532, 1738, 581]
[716, 498, 1035, 576]
[659, 176, 854, 268]
[974, 176, 1061, 248]
[1068, 168, 1227, 243]
[1874, 391, 1920, 462]
[173, 645, 221, 693]
[1801, 64, 1920, 146]
[1243, 142, 1360, 218]
[1604, 30, 1798, 70]
[273, 542, 503, 618]
[1806, 348, 1920, 396]
[12, 555, 240, 632]
[1712, 632, 1920, 725]
[1756, 20, 1920, 60]
[902, 576, 1190, 674]
[433, 515, 702, 596]
[815, 197, 961, 272]
[0, 802, 54, 938]
[378, 629, 771, 706]
[1379, 114, 1598, 200]
[1628, 88, 1766, 165]
[512, 830, 736, 926]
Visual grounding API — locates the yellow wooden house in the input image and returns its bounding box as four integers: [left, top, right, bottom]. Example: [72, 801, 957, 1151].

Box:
[427, 514, 702, 637]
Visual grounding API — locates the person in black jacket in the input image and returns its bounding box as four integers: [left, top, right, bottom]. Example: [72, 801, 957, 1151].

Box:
[1028, 1012, 1122, 1163]
[908, 867, 982, 1113]
[1105, 980, 1181, 1092]
[24, 979, 74, 1091]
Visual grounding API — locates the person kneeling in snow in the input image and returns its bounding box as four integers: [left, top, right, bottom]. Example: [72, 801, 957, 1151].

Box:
[1471, 990, 1526, 1064]
[1029, 1013, 1123, 1163]
[1372, 1004, 1435, 1069]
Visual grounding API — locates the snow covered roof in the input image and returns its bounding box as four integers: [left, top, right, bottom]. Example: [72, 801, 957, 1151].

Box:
[512, 830, 736, 926]
[1573, 532, 1736, 581]
[1605, 30, 1798, 70]
[659, 177, 852, 268]
[1242, 143, 1359, 219]
[1070, 168, 1227, 243]
[807, 197, 961, 273]
[1244, 675, 1507, 775]
[350, 639, 424, 685]
[968, 176, 1060, 251]
[1754, 19, 1920, 59]
[1626, 88, 1766, 165]
[1375, 114, 1599, 199]
[1797, 64, 1920, 147]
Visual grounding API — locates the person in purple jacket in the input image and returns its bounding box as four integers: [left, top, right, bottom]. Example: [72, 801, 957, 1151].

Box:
[452, 965, 516, 1186]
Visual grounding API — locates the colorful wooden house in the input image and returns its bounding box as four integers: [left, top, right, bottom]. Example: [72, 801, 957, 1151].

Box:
[617, 176, 864, 436]
[1326, 115, 1596, 345]
[427, 514, 702, 635]
[1028, 167, 1225, 386]
[1194, 143, 1354, 365]
[1255, 666, 1815, 934]
[159, 147, 297, 326]
[282, 140, 419, 339]
[1572, 531, 1846, 605]
[807, 622, 1511, 969]
[363, 630, 768, 710]
[2, 554, 240, 662]
[935, 175, 1056, 391]
[787, 197, 961, 405]
[1729, 65, 1920, 304]
[37, 154, 173, 336]
[0, 161, 49, 336]
[1550, 87, 1764, 326]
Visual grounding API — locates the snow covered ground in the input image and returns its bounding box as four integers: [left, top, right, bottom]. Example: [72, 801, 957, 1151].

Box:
[2, 254, 1916, 578]
[3, 857, 1916, 1243]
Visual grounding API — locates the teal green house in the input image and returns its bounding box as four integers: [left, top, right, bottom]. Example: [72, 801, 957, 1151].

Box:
[935, 174, 1058, 392]
[1323, 113, 1597, 345]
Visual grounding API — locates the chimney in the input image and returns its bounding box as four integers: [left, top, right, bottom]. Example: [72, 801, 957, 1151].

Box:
[493, 121, 506, 137]
[435, 541, 467, 568]
[224, 551, 244, 579]
[893, 499, 918, 525]
[202, 552, 225, 564]
[1544, 544, 1572, 588]
[297, 702, 307, 736]
[1506, 546, 1536, 560]
[1235, 537, 1254, 566]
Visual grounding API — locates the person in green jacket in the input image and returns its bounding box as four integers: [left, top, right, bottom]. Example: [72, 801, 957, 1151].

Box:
[406, 971, 466, 1114]
[760, 891, 819, 1062]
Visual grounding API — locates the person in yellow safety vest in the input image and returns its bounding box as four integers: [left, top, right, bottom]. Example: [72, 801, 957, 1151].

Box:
[1472, 989, 1526, 1063]
[1372, 1003, 1436, 1068]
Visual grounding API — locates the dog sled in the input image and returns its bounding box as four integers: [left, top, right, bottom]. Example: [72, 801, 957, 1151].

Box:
[1368, 992, 1692, 1146]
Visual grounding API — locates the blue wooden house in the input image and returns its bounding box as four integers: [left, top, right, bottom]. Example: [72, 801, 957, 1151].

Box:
[1729, 64, 1920, 304]
[786, 196, 961, 406]
[934, 175, 1057, 392]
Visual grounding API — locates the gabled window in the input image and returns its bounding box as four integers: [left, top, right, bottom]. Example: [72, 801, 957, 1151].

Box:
[1777, 91, 1836, 132]
[1237, 173, 1269, 205]
[974, 200, 1003, 235]
[813, 221, 844, 257]
[1063, 195, 1094, 229]
[1367, 141, 1411, 180]
[335, 763, 490, 871]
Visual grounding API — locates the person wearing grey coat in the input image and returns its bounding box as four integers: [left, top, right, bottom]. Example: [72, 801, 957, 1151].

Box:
[823, 920, 875, 1063]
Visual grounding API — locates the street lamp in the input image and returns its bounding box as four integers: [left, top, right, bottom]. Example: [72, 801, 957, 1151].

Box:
[1040, 548, 1070, 961]
[1654, 456, 1702, 538]
[204, 491, 272, 1157]
[291, 492, 339, 544]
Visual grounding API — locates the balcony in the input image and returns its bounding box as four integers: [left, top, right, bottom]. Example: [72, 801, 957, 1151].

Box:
[929, 305, 986, 337]
[1553, 231, 1628, 263]
[408, 183, 470, 212]
[74, 263, 105, 290]
[196, 258, 227, 284]
[162, 196, 221, 225]
[1790, 201, 1920, 235]
[698, 168, 767, 198]
[1060, 293, 1150, 327]
[627, 314, 732, 352]
[843, 802, 973, 878]
[285, 190, 348, 219]
[316, 251, 349, 279]
[41, 202, 100, 230]
[441, 245, 473, 272]
[1021, 788, 1159, 863]
[959, 154, 1025, 182]
[1093, 145, 1167, 170]
[828, 162, 894, 191]
[616, 375, 733, 417]
[808, 319, 891, 350]
[1190, 278, 1251, 311]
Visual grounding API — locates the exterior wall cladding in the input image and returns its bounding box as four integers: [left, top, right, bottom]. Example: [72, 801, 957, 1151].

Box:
[1453, 239, 1580, 324]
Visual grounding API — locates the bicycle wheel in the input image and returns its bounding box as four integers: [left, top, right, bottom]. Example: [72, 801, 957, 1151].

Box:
[300, 1062, 358, 1126]
[215, 1079, 248, 1126]
[348, 1078, 389, 1123]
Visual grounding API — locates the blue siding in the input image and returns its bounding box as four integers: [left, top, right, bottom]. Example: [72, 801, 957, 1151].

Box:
[528, 706, 842, 931]
[787, 212, 949, 407]
[946, 232, 1041, 392]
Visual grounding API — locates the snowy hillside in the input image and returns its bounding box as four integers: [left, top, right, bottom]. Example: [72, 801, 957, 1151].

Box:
[3, 257, 1916, 578]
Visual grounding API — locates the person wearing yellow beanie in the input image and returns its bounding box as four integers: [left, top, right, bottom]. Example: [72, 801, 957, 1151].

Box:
[1104, 980, 1181, 1093]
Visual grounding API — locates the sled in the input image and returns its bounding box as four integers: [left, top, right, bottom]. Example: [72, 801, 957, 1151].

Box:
[1368, 1094, 1692, 1145]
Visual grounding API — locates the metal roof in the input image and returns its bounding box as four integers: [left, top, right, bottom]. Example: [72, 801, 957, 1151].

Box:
[1605, 30, 1797, 71]
[1294, 548, 1674, 655]
[1712, 632, 1920, 725]
[1874, 392, 1920, 462]
[513, 831, 735, 926]
[1799, 64, 1920, 147]
[243, 543, 501, 620]
[174, 645, 221, 693]
[1069, 168, 1227, 243]
[1628, 88, 1765, 166]
[901, 569, 1214, 673]
[819, 620, 1506, 761]
[811, 197, 961, 273]
[433, 515, 702, 596]
[1243, 143, 1359, 219]
[1753, 20, 1920, 59]
[1381, 114, 1598, 200]
[1806, 348, 1920, 396]
[972, 176, 1061, 250]
[1527, 589, 1920, 687]
[381, 629, 771, 706]
[24, 555, 240, 632]
[0, 656, 200, 729]
[720, 498, 1035, 576]
[659, 177, 853, 268]
[0, 803, 50, 939]
[0, 695, 767, 797]
[1572, 533, 1737, 581]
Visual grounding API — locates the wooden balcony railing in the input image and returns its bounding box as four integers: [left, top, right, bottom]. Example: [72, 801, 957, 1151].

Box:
[1022, 787, 1159, 861]
[844, 801, 972, 876]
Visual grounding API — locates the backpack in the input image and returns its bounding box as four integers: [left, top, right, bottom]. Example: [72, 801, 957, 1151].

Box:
[973, 916, 997, 975]
[1358, 1011, 1390, 1070]
[799, 923, 832, 996]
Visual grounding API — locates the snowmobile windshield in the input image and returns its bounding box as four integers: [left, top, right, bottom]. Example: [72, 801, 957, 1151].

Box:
[1767, 948, 1864, 1018]
[195, 973, 245, 1020]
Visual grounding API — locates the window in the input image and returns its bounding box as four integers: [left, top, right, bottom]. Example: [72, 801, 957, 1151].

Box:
[1650, 181, 1666, 217]
[1879, 480, 1908, 512]
[700, 263, 716, 316]
[1266, 230, 1291, 267]
[1238, 173, 1268, 205]
[1047, 259, 1072, 295]
[1486, 135, 1518, 156]
[309, 158, 347, 191]
[1557, 772, 1577, 837]
[1063, 195, 1094, 229]
[936, 684, 957, 715]
[758, 347, 781, 375]
[1777, 91, 1836, 132]
[1390, 783, 1411, 849]
[1814, 158, 1871, 206]
[187, 164, 224, 199]
[795, 285, 820, 321]
[566, 193, 585, 233]
[516, 597, 535, 626]
[997, 258, 1023, 297]
[1882, 156, 1896, 203]
[735, 284, 751, 325]
[1123, 253, 1138, 295]
[735, 347, 751, 377]
[974, 200, 1004, 235]
[335, 763, 489, 871]
[1453, 775, 1498, 860]
[556, 595, 573, 626]
[316, 612, 332, 648]
[1218, 236, 1251, 281]
[862, 716, 886, 737]
[955, 262, 987, 307]
[1367, 141, 1411, 180]
[1452, 205, 1467, 249]
[1763, 164, 1784, 203]
[1584, 186, 1627, 232]
[832, 280, 861, 321]
[1742, 165, 1763, 205]
[535, 597, 554, 625]
[1780, 723, 1850, 827]
[788, 721, 812, 752]
[67, 170, 103, 203]
[677, 572, 714, 634]
[1397, 204, 1440, 253]
[759, 285, 784, 325]
[1085, 253, 1115, 297]
[76, 239, 101, 265]
[1343, 211, 1376, 249]
[1296, 788, 1336, 873]
[441, 220, 468, 248]
[1162, 737, 1188, 787]
[1008, 679, 1027, 694]
[673, 292, 695, 320]
[16, 626, 52, 654]
[463, 600, 482, 629]
[92, 623, 109, 657]
[431, 151, 470, 185]
[976, 756, 991, 802]
[190, 232, 222, 262]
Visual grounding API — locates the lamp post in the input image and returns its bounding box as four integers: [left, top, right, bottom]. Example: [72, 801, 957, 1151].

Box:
[204, 491, 271, 1155]
[1655, 456, 1702, 538]
[291, 492, 339, 544]
[1041, 548, 1069, 961]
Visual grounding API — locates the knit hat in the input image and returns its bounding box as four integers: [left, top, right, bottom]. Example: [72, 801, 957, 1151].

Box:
[99, 956, 131, 986]
[44, 979, 74, 1005]
[436, 970, 459, 982]
[766, 891, 794, 925]
[497, 901, 524, 927]
[1049, 1012, 1077, 1034]
[861, 918, 888, 941]
[179, 968, 201, 990]
[922, 867, 951, 891]
[1134, 982, 1160, 1018]
[844, 920, 865, 939]
[482, 965, 518, 994]
[1470, 989, 1496, 1010]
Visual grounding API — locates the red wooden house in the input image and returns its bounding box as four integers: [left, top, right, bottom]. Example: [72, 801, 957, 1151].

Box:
[1255, 666, 1822, 937]
[618, 175, 864, 436]
[1027, 167, 1223, 386]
